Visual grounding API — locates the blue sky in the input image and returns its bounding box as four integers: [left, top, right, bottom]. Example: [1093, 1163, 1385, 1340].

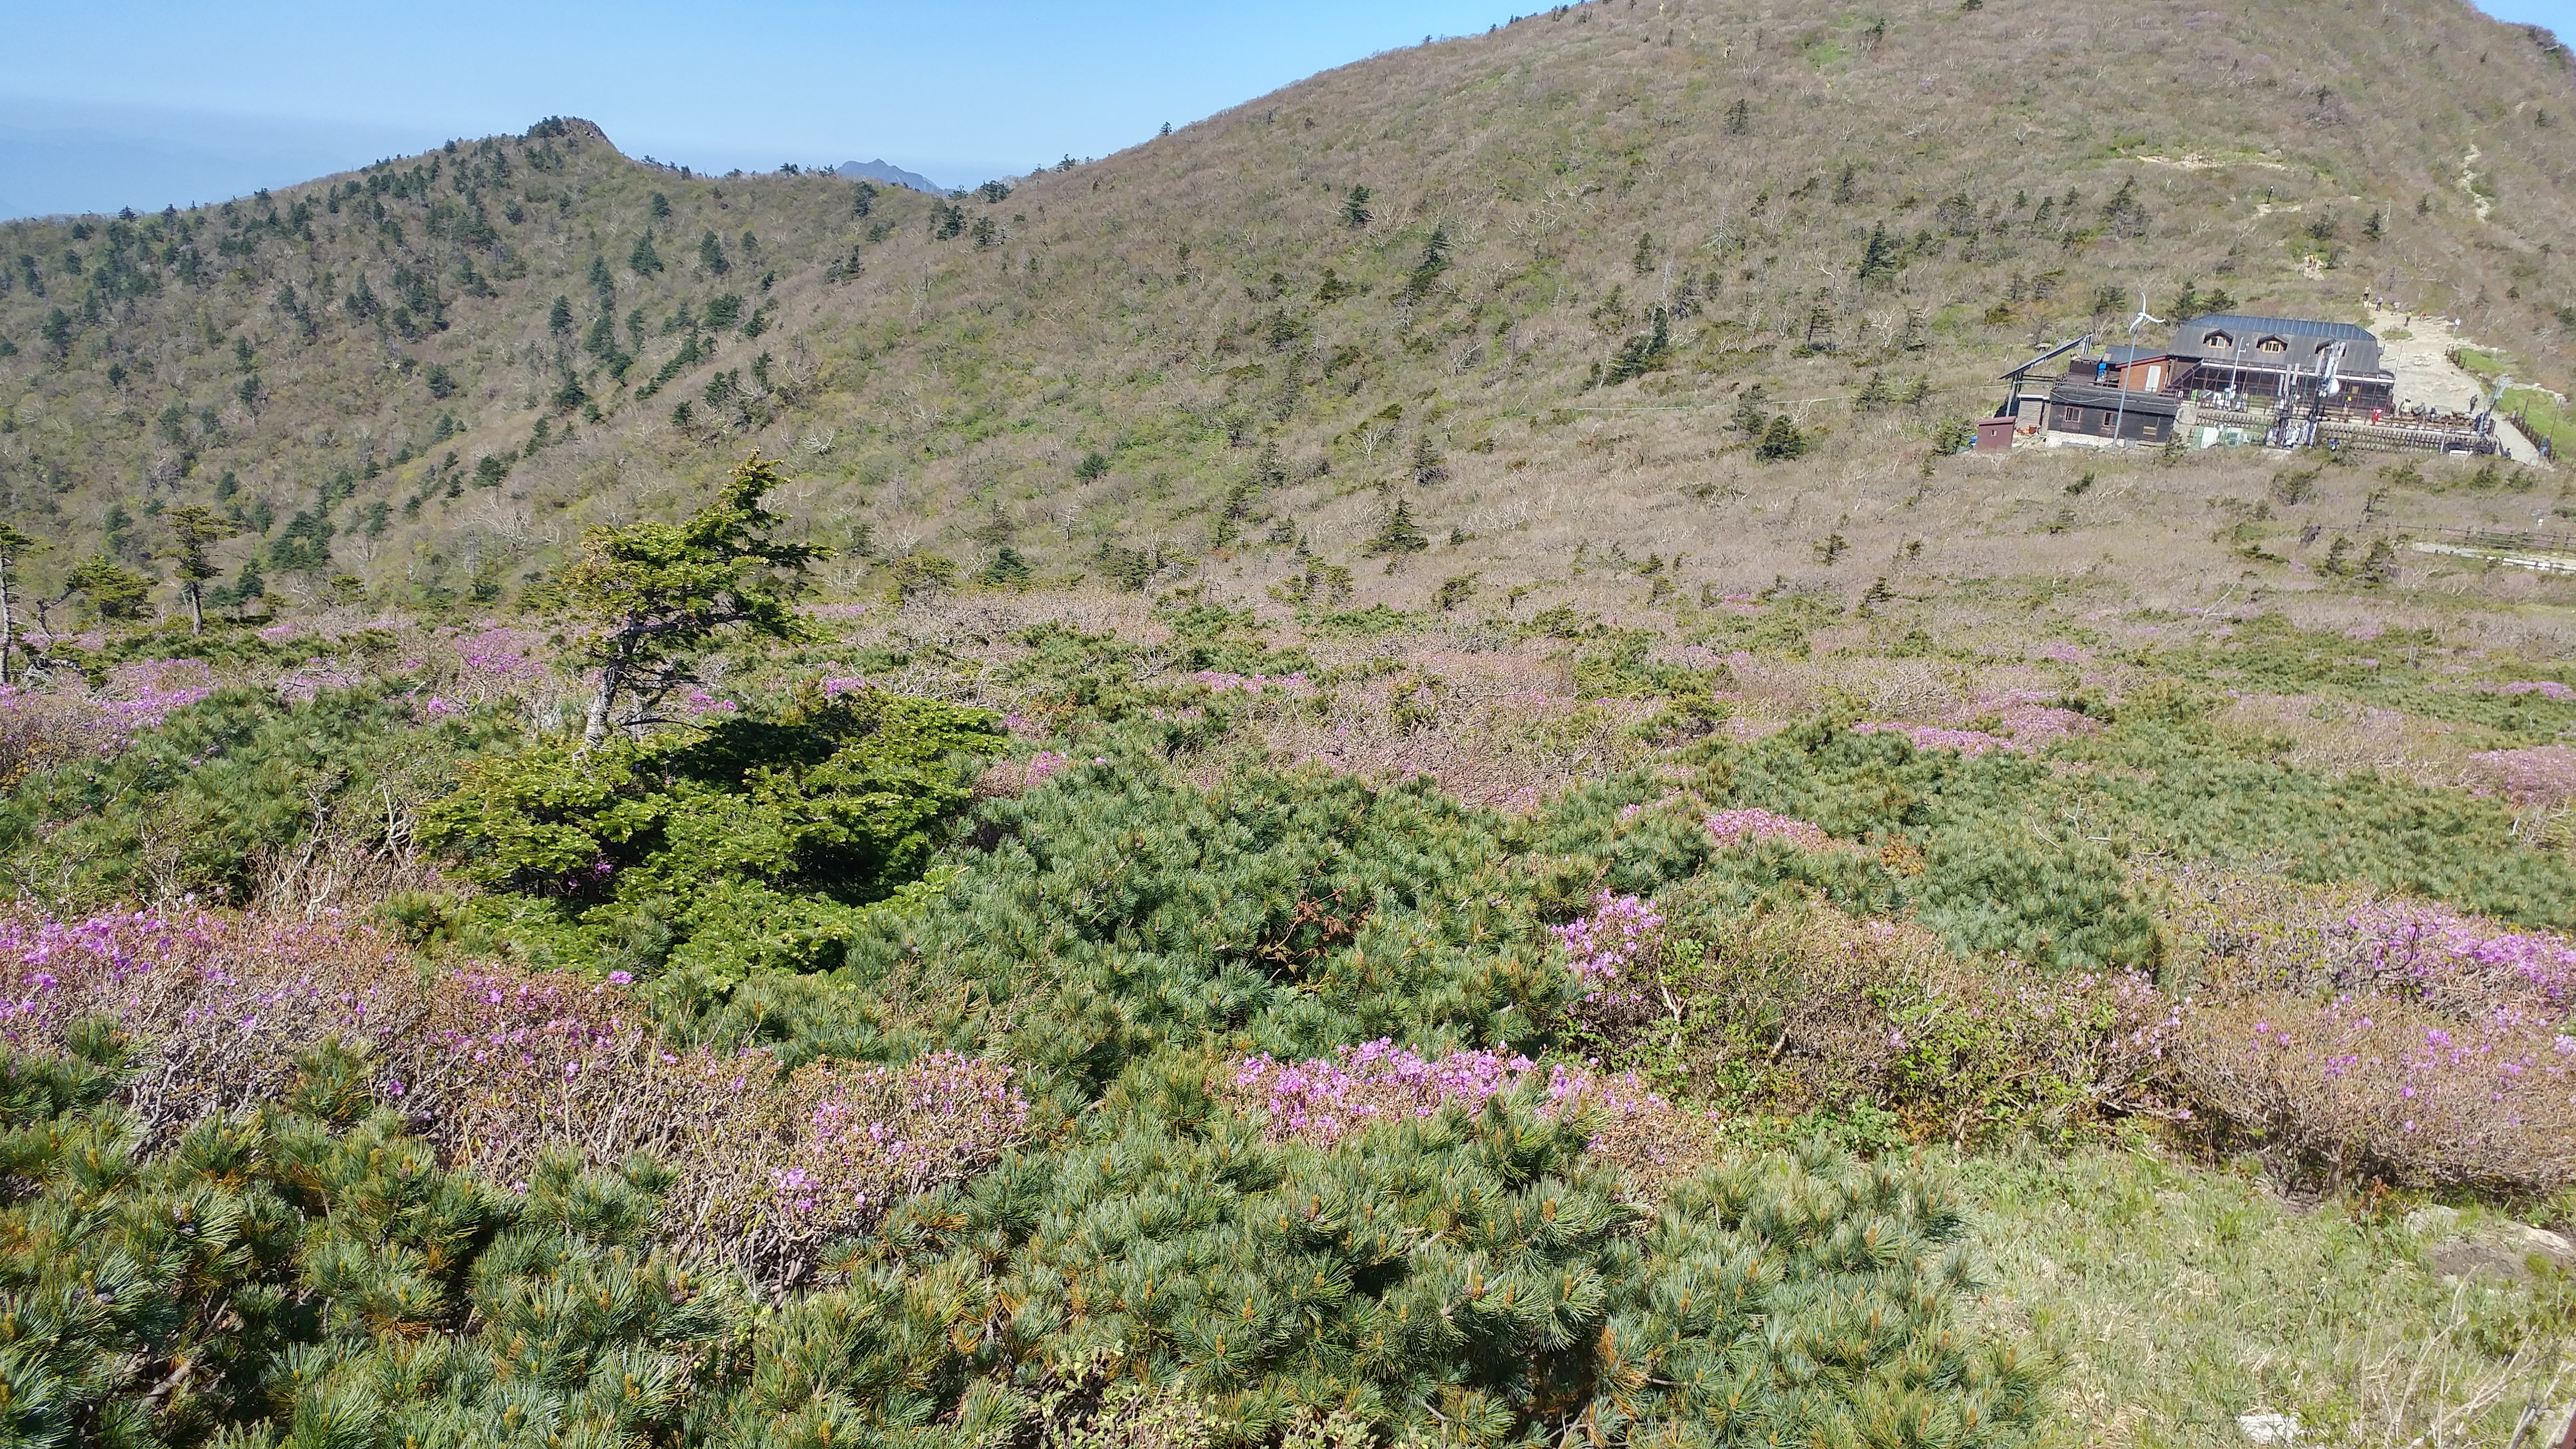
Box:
[2, 0, 2568, 220]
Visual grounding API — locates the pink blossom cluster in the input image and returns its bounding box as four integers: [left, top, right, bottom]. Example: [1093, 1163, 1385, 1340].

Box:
[2114, 885, 2576, 1187]
[1228, 1039, 1677, 1149]
[398, 626, 555, 710]
[1704, 808, 1834, 851]
[1, 660, 218, 764]
[1989, 704, 2101, 747]
[775, 1052, 1030, 1216]
[975, 750, 1074, 799]
[0, 907, 411, 1130]
[2462, 746, 2576, 808]
[1194, 669, 1312, 693]
[2493, 680, 2576, 702]
[101, 659, 219, 733]
[0, 909, 1030, 1281]
[680, 687, 738, 716]
[452, 626, 550, 687]
[2033, 641, 2092, 664]
[1556, 892, 1663, 988]
[2181, 992, 2576, 1187]
[2327, 903, 2576, 1009]
[820, 676, 867, 698]
[1852, 722, 2015, 757]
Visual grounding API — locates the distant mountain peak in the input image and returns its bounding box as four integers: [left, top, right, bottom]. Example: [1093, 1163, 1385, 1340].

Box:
[526, 116, 617, 151]
[836, 158, 941, 193]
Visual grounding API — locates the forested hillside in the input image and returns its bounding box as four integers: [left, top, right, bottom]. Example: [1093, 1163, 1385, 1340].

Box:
[1, 0, 2571, 621]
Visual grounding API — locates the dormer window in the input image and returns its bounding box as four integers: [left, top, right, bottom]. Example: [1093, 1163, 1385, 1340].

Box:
[2202, 331, 2233, 349]
[2254, 336, 2287, 354]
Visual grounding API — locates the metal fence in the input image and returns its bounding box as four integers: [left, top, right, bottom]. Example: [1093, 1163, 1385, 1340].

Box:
[2429, 526, 2576, 556]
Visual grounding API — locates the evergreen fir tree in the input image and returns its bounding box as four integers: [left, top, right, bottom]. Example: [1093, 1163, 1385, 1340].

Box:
[1755, 415, 1810, 461]
[161, 504, 237, 635]
[1857, 223, 1900, 284]
[0, 521, 40, 684]
[1367, 497, 1430, 555]
[1409, 434, 1448, 485]
[980, 546, 1032, 586]
[557, 451, 824, 748]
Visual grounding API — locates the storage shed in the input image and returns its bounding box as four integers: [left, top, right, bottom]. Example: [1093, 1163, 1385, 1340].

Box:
[2045, 382, 2182, 444]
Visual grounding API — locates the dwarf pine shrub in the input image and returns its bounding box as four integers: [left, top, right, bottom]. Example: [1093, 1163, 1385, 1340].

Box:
[868, 1066, 2047, 1449]
[422, 686, 1002, 982]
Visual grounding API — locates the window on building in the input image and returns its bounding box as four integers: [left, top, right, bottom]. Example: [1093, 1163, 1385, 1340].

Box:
[2255, 336, 2287, 354]
[2202, 331, 2232, 349]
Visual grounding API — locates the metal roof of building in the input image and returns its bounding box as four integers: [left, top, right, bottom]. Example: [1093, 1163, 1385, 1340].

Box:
[2175, 313, 2377, 343]
[2047, 381, 2184, 415]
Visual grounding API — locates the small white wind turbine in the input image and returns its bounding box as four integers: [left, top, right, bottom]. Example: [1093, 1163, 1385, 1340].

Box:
[2128, 289, 2164, 341]
[2109, 290, 2164, 446]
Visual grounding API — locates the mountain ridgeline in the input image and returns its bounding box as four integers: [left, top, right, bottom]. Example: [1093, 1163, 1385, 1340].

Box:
[0, 0, 2570, 619]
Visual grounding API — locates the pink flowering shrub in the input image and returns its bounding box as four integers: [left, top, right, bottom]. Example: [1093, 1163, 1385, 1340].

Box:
[1659, 904, 2165, 1138]
[1193, 669, 1312, 693]
[1556, 892, 1663, 987]
[1704, 808, 1835, 851]
[2151, 873, 2576, 1188]
[409, 624, 556, 710]
[2461, 745, 2576, 808]
[1556, 891, 1665, 1034]
[1989, 703, 2100, 748]
[1227, 1039, 1713, 1181]
[2325, 902, 2576, 1009]
[3, 661, 224, 779]
[2161, 994, 2575, 1190]
[1255, 651, 1661, 812]
[0, 909, 1029, 1283]
[0, 686, 117, 785]
[274, 657, 368, 703]
[0, 909, 417, 1131]
[974, 750, 1075, 798]
[2493, 680, 2575, 702]
[1851, 722, 2013, 757]
[1847, 691, 2100, 757]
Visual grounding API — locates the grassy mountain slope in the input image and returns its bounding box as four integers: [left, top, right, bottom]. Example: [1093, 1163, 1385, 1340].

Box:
[0, 0, 2571, 620]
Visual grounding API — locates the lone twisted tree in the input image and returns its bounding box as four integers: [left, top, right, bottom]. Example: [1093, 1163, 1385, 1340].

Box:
[560, 451, 825, 749]
[0, 522, 39, 684]
[161, 504, 238, 635]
